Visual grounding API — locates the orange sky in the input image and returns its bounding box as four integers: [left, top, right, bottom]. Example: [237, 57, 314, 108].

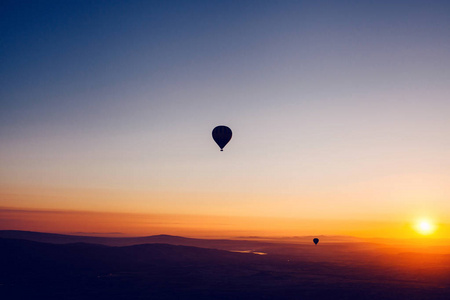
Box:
[1, 173, 449, 240]
[2, 205, 449, 241]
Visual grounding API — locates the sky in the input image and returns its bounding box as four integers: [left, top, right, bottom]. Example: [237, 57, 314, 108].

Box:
[1, 0, 449, 238]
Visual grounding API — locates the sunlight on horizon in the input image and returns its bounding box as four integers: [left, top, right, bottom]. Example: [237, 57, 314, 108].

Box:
[414, 219, 437, 236]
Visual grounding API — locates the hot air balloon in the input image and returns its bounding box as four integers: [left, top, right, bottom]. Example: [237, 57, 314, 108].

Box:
[313, 238, 319, 245]
[212, 126, 232, 151]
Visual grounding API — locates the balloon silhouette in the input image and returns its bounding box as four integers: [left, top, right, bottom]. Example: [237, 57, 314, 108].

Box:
[212, 126, 232, 151]
[313, 238, 319, 245]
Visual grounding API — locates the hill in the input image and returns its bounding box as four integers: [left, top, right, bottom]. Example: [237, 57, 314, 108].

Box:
[1, 236, 450, 299]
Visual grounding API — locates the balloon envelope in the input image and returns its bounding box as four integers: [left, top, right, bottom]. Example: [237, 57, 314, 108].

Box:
[212, 126, 232, 151]
[313, 238, 319, 245]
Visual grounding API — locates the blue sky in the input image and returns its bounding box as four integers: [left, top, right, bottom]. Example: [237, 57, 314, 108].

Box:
[1, 1, 449, 231]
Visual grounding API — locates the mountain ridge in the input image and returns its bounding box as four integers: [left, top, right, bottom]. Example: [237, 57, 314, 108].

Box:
[1, 236, 449, 299]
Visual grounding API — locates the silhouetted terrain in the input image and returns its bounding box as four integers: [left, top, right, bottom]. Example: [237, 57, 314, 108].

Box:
[1, 232, 450, 299]
[0, 230, 277, 248]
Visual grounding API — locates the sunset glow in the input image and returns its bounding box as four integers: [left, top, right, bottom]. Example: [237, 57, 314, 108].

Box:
[414, 219, 437, 236]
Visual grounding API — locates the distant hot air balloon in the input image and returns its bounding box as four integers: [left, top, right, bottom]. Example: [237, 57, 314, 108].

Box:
[212, 126, 232, 151]
[313, 238, 319, 245]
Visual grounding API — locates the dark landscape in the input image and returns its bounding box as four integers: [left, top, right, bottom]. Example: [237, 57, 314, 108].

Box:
[1, 231, 449, 299]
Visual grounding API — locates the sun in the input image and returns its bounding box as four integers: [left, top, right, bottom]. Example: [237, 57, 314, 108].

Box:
[414, 219, 437, 236]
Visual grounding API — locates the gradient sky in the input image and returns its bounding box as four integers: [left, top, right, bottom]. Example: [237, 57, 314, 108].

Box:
[1, 1, 449, 238]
